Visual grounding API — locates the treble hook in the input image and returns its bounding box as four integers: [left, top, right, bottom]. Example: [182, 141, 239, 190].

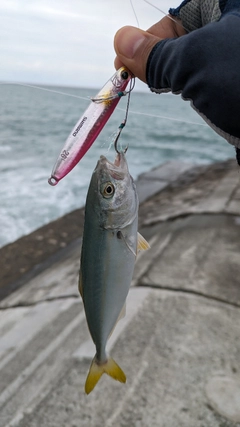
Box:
[114, 76, 135, 154]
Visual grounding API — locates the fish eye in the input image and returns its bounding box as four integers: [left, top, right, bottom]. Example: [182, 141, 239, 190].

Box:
[102, 182, 115, 198]
[121, 70, 129, 80]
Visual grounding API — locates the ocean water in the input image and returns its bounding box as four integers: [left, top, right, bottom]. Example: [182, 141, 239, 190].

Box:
[0, 83, 234, 248]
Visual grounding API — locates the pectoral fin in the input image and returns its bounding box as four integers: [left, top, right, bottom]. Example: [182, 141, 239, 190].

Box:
[118, 231, 150, 256]
[117, 231, 137, 257]
[137, 232, 150, 252]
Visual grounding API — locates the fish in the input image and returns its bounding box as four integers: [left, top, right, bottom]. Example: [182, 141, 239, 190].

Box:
[48, 67, 133, 186]
[79, 150, 149, 394]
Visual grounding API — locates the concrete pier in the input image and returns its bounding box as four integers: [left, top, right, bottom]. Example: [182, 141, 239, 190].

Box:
[0, 159, 240, 427]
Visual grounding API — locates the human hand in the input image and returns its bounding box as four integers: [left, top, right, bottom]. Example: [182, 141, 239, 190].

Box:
[114, 16, 186, 83]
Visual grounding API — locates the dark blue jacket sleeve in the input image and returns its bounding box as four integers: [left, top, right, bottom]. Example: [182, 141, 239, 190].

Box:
[146, 11, 240, 148]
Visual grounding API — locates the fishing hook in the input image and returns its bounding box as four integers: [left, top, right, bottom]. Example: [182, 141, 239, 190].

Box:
[114, 76, 135, 154]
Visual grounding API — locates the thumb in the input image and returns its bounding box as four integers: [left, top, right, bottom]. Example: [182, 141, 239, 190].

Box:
[114, 26, 161, 83]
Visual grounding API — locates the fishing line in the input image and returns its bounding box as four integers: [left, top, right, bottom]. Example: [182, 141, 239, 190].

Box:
[130, 0, 188, 33]
[0, 81, 207, 128]
[143, 0, 189, 33]
[0, 82, 90, 102]
[117, 107, 208, 127]
[129, 0, 140, 28]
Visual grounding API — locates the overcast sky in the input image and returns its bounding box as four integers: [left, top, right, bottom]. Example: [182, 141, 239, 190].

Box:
[0, 0, 180, 89]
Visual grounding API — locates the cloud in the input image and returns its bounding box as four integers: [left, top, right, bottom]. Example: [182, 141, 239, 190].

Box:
[0, 0, 181, 87]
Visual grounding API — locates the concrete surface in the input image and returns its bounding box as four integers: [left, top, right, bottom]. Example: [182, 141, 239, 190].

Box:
[0, 159, 240, 427]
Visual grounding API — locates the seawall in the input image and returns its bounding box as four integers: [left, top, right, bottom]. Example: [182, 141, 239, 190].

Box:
[0, 158, 237, 300]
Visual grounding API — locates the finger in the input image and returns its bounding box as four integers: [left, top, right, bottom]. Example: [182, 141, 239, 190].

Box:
[114, 26, 161, 83]
[147, 15, 186, 38]
[114, 57, 125, 70]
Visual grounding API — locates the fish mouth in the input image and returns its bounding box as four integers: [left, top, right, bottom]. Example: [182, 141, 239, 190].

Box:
[98, 152, 128, 180]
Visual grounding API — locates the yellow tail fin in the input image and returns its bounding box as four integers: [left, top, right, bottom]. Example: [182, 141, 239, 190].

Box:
[85, 356, 126, 394]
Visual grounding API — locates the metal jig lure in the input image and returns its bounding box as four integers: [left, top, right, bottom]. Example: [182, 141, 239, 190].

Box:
[48, 67, 133, 186]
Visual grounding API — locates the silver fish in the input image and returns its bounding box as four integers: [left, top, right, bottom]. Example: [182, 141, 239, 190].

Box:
[79, 151, 149, 394]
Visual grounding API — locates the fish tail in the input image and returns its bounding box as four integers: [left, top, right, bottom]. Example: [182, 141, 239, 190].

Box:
[85, 356, 126, 394]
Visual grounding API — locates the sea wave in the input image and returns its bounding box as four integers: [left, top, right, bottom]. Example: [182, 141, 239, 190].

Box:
[0, 84, 234, 247]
